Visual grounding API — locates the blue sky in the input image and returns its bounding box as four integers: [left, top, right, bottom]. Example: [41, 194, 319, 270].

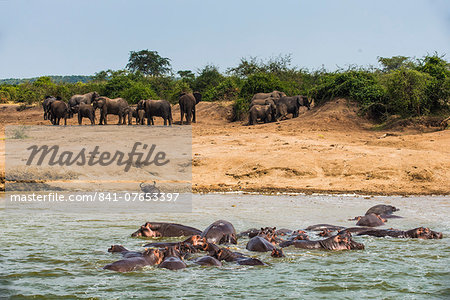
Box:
[0, 0, 448, 78]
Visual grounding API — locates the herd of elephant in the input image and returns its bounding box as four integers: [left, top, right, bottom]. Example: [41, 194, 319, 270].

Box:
[102, 204, 442, 272]
[41, 90, 311, 126]
[41, 91, 202, 126]
[247, 91, 311, 125]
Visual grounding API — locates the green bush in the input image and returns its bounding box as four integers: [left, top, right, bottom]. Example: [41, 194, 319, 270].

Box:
[383, 69, 431, 116]
[204, 76, 241, 101]
[168, 80, 192, 104]
[232, 98, 249, 121]
[120, 81, 159, 104]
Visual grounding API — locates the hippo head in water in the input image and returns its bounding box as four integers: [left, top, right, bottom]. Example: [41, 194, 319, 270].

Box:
[142, 248, 164, 265]
[131, 222, 162, 238]
[405, 227, 443, 239]
[318, 229, 332, 238]
[159, 246, 187, 270]
[320, 232, 365, 250]
[108, 245, 128, 253]
[291, 230, 310, 241]
[271, 248, 284, 258]
[183, 235, 207, 248]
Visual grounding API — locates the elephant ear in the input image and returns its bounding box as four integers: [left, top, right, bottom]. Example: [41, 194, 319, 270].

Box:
[193, 92, 202, 104]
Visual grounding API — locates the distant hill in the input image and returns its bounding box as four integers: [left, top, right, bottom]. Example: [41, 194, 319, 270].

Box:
[0, 75, 94, 85]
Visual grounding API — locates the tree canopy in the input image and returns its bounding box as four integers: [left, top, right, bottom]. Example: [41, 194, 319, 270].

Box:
[126, 50, 172, 76]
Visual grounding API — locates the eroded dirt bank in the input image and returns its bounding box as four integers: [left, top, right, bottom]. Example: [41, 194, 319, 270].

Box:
[1, 99, 449, 195]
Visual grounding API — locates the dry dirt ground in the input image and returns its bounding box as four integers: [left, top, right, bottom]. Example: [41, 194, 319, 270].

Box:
[1, 99, 449, 195]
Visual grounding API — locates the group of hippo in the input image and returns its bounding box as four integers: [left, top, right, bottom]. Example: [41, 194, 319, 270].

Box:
[248, 90, 311, 125]
[41, 91, 202, 126]
[102, 204, 443, 272]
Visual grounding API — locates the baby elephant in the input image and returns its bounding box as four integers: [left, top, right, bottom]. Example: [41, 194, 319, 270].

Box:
[77, 103, 95, 125]
[248, 104, 276, 125]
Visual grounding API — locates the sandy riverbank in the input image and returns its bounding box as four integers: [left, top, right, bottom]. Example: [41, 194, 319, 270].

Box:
[1, 99, 449, 195]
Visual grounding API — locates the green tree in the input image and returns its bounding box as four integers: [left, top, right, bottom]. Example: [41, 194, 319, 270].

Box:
[377, 56, 415, 72]
[177, 70, 195, 80]
[126, 50, 172, 76]
[227, 56, 263, 78]
[192, 65, 224, 93]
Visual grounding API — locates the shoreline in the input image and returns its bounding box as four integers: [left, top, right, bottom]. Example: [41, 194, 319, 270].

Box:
[1, 100, 449, 196]
[192, 186, 450, 197]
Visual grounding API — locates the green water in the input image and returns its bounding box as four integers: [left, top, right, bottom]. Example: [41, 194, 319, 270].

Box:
[1, 194, 449, 299]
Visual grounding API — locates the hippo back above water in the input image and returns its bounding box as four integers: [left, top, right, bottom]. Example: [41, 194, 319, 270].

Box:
[201, 220, 237, 244]
[131, 222, 202, 238]
[356, 213, 386, 227]
[365, 204, 400, 218]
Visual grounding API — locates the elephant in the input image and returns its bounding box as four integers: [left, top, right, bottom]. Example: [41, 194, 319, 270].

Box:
[131, 107, 145, 125]
[249, 97, 276, 109]
[141, 99, 172, 126]
[251, 91, 286, 103]
[68, 91, 99, 115]
[42, 95, 59, 120]
[92, 96, 131, 125]
[276, 95, 310, 120]
[179, 92, 202, 125]
[248, 104, 276, 125]
[103, 248, 163, 272]
[75, 103, 95, 125]
[50, 100, 70, 125]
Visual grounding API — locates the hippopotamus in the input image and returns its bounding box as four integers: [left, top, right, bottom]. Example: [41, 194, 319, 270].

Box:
[289, 230, 310, 241]
[271, 248, 284, 258]
[158, 246, 187, 270]
[365, 204, 399, 217]
[159, 256, 187, 270]
[357, 227, 443, 239]
[305, 224, 346, 231]
[237, 228, 260, 238]
[275, 228, 293, 236]
[318, 229, 332, 237]
[236, 257, 265, 266]
[131, 222, 202, 238]
[107, 245, 143, 258]
[356, 213, 386, 227]
[338, 227, 376, 235]
[201, 220, 237, 244]
[193, 256, 222, 267]
[405, 227, 443, 239]
[281, 232, 365, 251]
[143, 235, 206, 248]
[280, 239, 322, 249]
[103, 248, 163, 272]
[246, 236, 277, 252]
